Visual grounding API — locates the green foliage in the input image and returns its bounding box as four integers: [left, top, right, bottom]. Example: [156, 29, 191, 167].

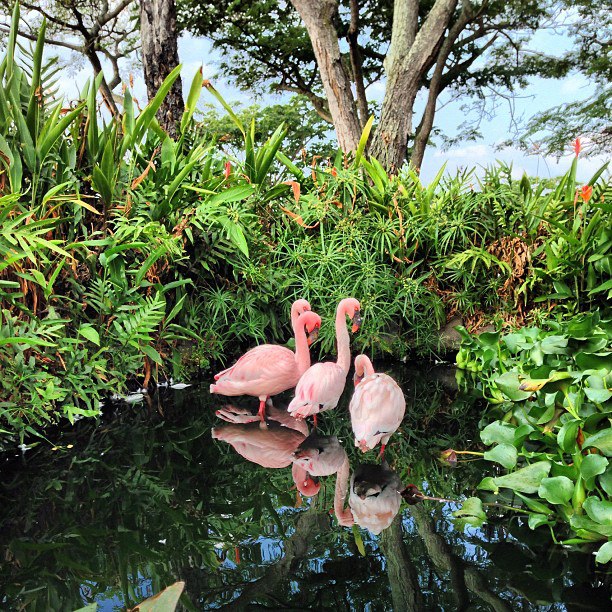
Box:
[1, 10, 611, 446]
[455, 312, 612, 558]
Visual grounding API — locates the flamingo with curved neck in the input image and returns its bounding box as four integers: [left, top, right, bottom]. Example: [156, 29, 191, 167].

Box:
[211, 301, 320, 421]
[287, 298, 361, 424]
[349, 354, 406, 458]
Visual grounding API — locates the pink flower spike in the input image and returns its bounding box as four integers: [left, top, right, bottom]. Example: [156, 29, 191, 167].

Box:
[573, 138, 581, 157]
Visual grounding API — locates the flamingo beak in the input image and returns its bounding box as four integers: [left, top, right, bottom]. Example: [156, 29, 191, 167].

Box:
[352, 310, 362, 333]
[306, 326, 319, 346]
[353, 372, 364, 387]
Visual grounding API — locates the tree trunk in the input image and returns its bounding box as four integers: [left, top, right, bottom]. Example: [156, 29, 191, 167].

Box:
[139, 0, 184, 138]
[371, 0, 458, 171]
[411, 3, 475, 169]
[290, 0, 362, 153]
[379, 514, 423, 611]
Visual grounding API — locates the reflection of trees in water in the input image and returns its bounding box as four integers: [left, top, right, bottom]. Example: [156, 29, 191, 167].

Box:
[0, 367, 607, 610]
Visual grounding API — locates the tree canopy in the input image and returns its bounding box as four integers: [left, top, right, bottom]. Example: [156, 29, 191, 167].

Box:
[177, 0, 611, 167]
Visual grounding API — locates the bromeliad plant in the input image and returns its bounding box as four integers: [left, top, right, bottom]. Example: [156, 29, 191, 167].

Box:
[452, 312, 611, 563]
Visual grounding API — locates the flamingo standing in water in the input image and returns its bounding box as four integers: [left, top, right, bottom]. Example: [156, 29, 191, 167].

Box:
[287, 298, 361, 426]
[349, 354, 405, 458]
[211, 302, 320, 421]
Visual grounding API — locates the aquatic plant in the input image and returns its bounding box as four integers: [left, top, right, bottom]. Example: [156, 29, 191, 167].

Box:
[453, 312, 611, 563]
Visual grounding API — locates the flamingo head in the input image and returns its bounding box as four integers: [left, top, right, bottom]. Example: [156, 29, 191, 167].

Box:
[337, 298, 361, 332]
[291, 299, 312, 319]
[353, 354, 373, 386]
[354, 482, 382, 500]
[298, 311, 321, 347]
[292, 446, 318, 472]
[297, 475, 320, 497]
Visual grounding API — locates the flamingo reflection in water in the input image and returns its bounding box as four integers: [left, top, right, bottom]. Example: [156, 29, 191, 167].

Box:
[211, 404, 320, 496]
[334, 461, 404, 534]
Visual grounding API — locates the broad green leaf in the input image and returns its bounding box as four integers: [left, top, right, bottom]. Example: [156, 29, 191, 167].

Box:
[513, 491, 552, 514]
[580, 454, 608, 483]
[480, 421, 517, 446]
[494, 372, 532, 401]
[352, 524, 366, 556]
[484, 443, 518, 469]
[208, 185, 256, 205]
[453, 497, 486, 528]
[557, 420, 580, 453]
[78, 325, 100, 346]
[540, 335, 568, 354]
[583, 497, 612, 526]
[493, 461, 551, 494]
[141, 344, 164, 366]
[528, 513, 551, 530]
[570, 514, 612, 539]
[538, 476, 574, 505]
[477, 477, 498, 493]
[595, 541, 612, 564]
[599, 467, 612, 496]
[584, 429, 612, 456]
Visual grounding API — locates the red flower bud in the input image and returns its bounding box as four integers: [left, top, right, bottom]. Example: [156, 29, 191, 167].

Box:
[573, 138, 581, 157]
[580, 185, 593, 203]
[224, 161, 231, 180]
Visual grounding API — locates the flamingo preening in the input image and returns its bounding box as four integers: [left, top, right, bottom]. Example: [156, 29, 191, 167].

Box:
[211, 302, 320, 421]
[348, 462, 403, 535]
[349, 354, 406, 458]
[287, 298, 361, 426]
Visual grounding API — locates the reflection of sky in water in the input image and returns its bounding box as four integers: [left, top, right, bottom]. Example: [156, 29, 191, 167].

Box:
[0, 364, 607, 610]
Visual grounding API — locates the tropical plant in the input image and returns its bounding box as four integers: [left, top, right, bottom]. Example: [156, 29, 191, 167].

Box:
[452, 312, 611, 563]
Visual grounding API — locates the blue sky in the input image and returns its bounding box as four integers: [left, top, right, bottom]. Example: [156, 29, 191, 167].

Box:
[50, 28, 608, 184]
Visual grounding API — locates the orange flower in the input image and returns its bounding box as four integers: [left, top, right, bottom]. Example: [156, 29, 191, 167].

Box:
[573, 138, 581, 157]
[330, 167, 338, 177]
[224, 161, 231, 180]
[580, 185, 593, 203]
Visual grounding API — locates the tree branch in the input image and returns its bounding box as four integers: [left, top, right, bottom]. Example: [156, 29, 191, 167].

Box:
[348, 0, 369, 129]
[273, 83, 333, 123]
[0, 24, 83, 52]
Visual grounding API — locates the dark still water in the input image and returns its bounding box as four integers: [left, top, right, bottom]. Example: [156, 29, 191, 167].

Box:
[0, 364, 608, 611]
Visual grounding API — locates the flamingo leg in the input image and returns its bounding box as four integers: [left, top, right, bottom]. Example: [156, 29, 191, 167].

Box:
[258, 398, 267, 422]
[313, 413, 318, 429]
[379, 444, 386, 459]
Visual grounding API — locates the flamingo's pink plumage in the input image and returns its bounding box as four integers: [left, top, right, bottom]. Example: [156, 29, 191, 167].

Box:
[210, 301, 320, 419]
[287, 298, 361, 421]
[349, 354, 405, 457]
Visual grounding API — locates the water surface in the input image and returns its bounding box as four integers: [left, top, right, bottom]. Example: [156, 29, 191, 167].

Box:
[0, 364, 608, 610]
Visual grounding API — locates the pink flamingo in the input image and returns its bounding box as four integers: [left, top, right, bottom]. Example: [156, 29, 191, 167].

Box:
[349, 354, 405, 458]
[287, 298, 361, 425]
[211, 301, 320, 421]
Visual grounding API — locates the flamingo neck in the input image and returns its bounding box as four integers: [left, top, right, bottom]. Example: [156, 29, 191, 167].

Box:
[356, 356, 375, 378]
[294, 319, 311, 375]
[290, 305, 301, 334]
[335, 306, 351, 373]
[333, 456, 353, 525]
